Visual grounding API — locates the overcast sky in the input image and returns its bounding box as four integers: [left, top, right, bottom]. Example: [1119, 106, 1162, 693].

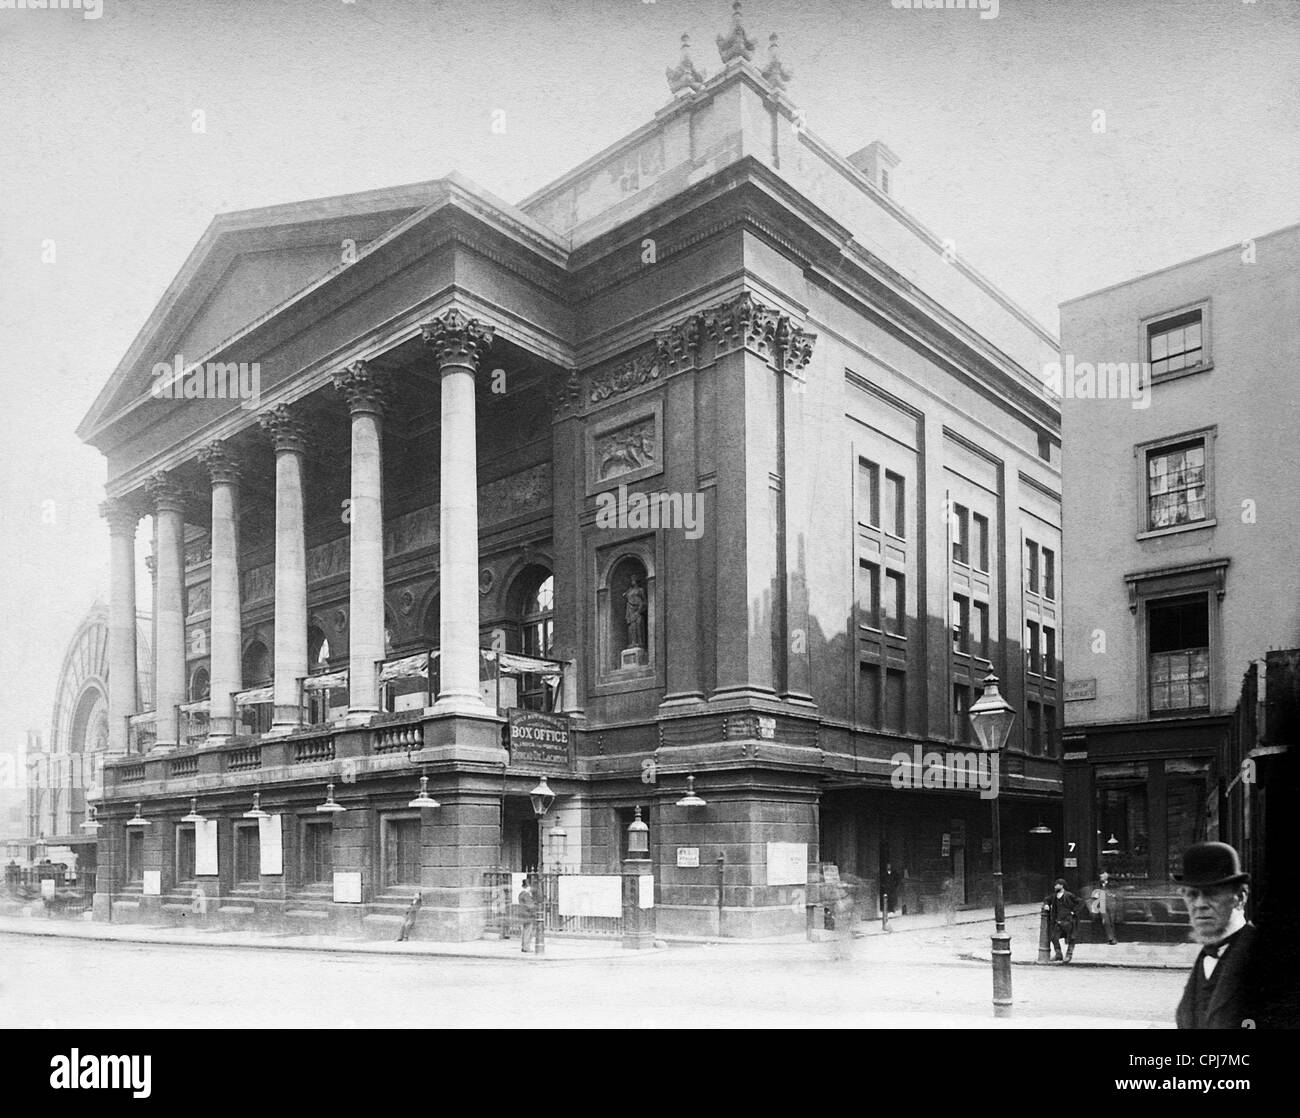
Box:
[0, 0, 1296, 767]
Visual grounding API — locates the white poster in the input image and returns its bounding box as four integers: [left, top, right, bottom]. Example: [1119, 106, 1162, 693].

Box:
[258, 814, 283, 876]
[766, 842, 808, 886]
[557, 874, 622, 918]
[333, 871, 362, 903]
[638, 874, 654, 910]
[196, 818, 219, 876]
[142, 870, 161, 896]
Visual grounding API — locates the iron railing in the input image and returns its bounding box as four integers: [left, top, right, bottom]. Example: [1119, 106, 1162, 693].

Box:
[482, 870, 626, 938]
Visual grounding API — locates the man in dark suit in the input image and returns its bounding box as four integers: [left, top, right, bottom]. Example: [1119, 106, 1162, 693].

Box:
[1174, 841, 1297, 1029]
[1044, 878, 1084, 962]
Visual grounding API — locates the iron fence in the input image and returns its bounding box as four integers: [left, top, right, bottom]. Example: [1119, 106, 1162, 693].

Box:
[483, 870, 626, 938]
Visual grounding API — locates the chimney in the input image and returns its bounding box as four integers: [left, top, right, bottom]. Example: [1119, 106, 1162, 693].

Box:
[847, 140, 900, 198]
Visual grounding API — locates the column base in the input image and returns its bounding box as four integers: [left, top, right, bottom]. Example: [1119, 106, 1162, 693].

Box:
[432, 693, 489, 717]
[343, 710, 378, 727]
[149, 742, 177, 755]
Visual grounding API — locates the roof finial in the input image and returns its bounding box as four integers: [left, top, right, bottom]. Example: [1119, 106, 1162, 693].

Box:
[667, 32, 707, 95]
[717, 0, 757, 65]
[761, 32, 793, 91]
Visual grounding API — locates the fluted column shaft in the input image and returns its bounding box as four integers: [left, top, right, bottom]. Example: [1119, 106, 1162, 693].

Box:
[146, 474, 187, 749]
[422, 311, 494, 713]
[260, 407, 309, 728]
[101, 499, 140, 754]
[333, 364, 389, 717]
[200, 443, 242, 738]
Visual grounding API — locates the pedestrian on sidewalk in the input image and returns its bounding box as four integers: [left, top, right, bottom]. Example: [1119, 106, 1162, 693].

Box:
[1089, 870, 1118, 945]
[881, 863, 901, 916]
[1044, 878, 1084, 962]
[518, 877, 539, 954]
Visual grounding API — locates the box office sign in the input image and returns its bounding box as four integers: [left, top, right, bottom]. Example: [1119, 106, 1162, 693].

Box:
[507, 709, 572, 768]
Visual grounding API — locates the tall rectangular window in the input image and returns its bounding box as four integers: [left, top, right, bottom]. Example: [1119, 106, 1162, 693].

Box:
[857, 458, 880, 527]
[972, 601, 989, 659]
[1026, 620, 1041, 675]
[884, 471, 905, 537]
[1027, 701, 1043, 756]
[383, 816, 423, 888]
[858, 663, 881, 728]
[951, 503, 969, 565]
[175, 824, 196, 884]
[1147, 440, 1207, 530]
[952, 684, 971, 743]
[234, 823, 260, 884]
[301, 819, 333, 885]
[972, 512, 989, 573]
[858, 560, 880, 629]
[1043, 548, 1056, 600]
[1148, 596, 1210, 713]
[885, 570, 906, 636]
[1148, 309, 1203, 377]
[1025, 540, 1040, 594]
[126, 828, 144, 883]
[952, 594, 970, 653]
[1044, 627, 1057, 678]
[885, 669, 906, 734]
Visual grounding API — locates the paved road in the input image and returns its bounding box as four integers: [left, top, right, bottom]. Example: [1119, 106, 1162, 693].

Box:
[0, 928, 1184, 1028]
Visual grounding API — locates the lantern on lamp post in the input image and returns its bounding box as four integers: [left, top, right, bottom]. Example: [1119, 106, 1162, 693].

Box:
[968, 672, 1016, 1018]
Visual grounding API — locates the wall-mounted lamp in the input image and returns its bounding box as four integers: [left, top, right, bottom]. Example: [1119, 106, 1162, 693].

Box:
[126, 803, 150, 827]
[243, 792, 270, 820]
[408, 776, 440, 810]
[676, 774, 707, 808]
[180, 798, 205, 824]
[316, 783, 346, 814]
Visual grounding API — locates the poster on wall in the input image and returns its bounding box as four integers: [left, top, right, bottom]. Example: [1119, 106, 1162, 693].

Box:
[259, 814, 283, 876]
[333, 871, 362, 903]
[557, 874, 622, 917]
[638, 874, 654, 909]
[196, 819, 219, 876]
[766, 842, 808, 886]
[142, 871, 161, 896]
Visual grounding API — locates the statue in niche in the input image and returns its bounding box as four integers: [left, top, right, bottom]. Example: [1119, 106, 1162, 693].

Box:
[623, 574, 646, 650]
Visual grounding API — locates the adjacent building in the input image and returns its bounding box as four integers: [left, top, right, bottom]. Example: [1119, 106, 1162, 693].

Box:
[78, 7, 1062, 939]
[1059, 223, 1300, 890]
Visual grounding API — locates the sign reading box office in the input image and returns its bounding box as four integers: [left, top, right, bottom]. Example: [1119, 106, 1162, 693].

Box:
[507, 709, 572, 768]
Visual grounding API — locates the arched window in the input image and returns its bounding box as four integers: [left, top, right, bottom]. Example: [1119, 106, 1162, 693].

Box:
[509, 566, 555, 711]
[241, 639, 271, 687]
[189, 666, 210, 702]
[421, 595, 441, 649]
[308, 625, 330, 668]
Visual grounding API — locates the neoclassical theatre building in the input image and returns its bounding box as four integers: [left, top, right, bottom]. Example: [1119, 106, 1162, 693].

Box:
[79, 11, 1063, 938]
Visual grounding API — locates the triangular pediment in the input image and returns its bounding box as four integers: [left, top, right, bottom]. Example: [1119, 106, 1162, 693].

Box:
[79, 183, 445, 440]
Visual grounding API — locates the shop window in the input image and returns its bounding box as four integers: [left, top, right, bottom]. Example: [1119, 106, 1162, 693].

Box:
[1165, 758, 1213, 880]
[1095, 762, 1150, 881]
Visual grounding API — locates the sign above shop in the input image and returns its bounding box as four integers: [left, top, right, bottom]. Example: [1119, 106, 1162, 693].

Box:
[507, 709, 572, 769]
[1064, 678, 1097, 702]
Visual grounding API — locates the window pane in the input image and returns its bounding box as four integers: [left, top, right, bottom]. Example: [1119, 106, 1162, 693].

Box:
[885, 571, 905, 636]
[885, 472, 904, 537]
[1150, 331, 1168, 360]
[858, 459, 880, 526]
[858, 561, 880, 628]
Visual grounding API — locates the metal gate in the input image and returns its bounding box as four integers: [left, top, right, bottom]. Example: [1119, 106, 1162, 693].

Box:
[483, 870, 626, 938]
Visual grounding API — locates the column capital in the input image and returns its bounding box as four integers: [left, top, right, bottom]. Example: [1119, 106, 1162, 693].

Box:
[99, 496, 143, 536]
[198, 440, 242, 486]
[144, 471, 187, 514]
[420, 308, 495, 373]
[258, 404, 309, 454]
[332, 360, 390, 416]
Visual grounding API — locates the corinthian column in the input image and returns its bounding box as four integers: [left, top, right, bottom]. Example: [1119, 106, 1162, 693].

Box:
[100, 497, 141, 754]
[259, 406, 309, 730]
[333, 362, 390, 718]
[199, 441, 242, 739]
[422, 309, 494, 713]
[145, 472, 187, 751]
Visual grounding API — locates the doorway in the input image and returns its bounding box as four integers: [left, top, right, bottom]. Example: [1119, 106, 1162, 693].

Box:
[503, 797, 540, 872]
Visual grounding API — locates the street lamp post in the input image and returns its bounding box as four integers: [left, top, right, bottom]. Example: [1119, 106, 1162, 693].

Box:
[968, 672, 1017, 1018]
[528, 777, 556, 956]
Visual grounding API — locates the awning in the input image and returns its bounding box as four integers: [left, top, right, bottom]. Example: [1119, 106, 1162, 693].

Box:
[234, 686, 274, 705]
[378, 654, 433, 683]
[489, 651, 565, 678]
[179, 699, 210, 714]
[302, 669, 349, 692]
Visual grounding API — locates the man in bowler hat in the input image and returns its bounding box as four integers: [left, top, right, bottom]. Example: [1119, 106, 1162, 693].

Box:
[1174, 841, 1297, 1029]
[1044, 878, 1084, 962]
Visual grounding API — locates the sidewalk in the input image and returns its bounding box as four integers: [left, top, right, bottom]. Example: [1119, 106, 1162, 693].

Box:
[0, 913, 646, 962]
